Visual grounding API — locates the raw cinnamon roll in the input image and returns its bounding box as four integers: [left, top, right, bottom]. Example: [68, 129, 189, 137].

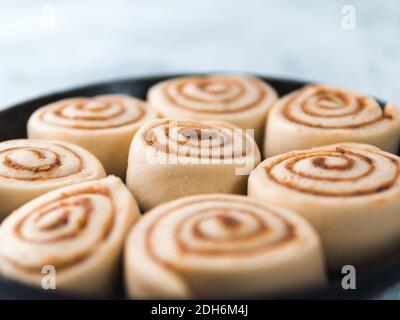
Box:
[249, 143, 400, 269]
[27, 94, 157, 178]
[148, 75, 278, 144]
[125, 194, 326, 299]
[265, 85, 400, 157]
[0, 139, 105, 220]
[126, 119, 261, 211]
[0, 176, 140, 297]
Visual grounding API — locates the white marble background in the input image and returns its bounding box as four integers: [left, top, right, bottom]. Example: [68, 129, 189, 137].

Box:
[0, 0, 399, 298]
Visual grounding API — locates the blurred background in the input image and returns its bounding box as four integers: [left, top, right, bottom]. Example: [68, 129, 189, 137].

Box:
[0, 0, 399, 109]
[0, 0, 399, 298]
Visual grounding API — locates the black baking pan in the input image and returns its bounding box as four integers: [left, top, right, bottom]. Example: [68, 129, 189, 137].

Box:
[0, 74, 399, 300]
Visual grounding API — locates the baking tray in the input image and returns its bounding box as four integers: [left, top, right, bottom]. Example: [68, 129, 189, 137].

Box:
[0, 74, 399, 300]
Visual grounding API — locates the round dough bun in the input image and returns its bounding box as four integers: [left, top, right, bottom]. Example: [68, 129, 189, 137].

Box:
[0, 139, 106, 220]
[126, 118, 261, 211]
[125, 194, 326, 298]
[0, 176, 140, 297]
[27, 94, 157, 178]
[249, 143, 400, 269]
[265, 84, 400, 157]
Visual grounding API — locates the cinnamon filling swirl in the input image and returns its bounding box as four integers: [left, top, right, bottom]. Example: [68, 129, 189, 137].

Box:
[2, 186, 115, 273]
[125, 194, 326, 298]
[0, 144, 83, 181]
[264, 146, 400, 196]
[38, 96, 146, 130]
[282, 85, 393, 129]
[142, 120, 252, 160]
[144, 198, 298, 268]
[163, 77, 268, 113]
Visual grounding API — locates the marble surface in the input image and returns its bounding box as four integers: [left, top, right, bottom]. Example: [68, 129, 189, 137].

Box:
[0, 0, 399, 299]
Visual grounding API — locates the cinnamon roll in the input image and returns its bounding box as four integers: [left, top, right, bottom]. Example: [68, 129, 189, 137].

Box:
[264, 85, 400, 157]
[0, 176, 140, 297]
[0, 139, 105, 220]
[27, 94, 157, 178]
[125, 194, 326, 299]
[147, 75, 278, 144]
[126, 119, 261, 211]
[249, 143, 400, 269]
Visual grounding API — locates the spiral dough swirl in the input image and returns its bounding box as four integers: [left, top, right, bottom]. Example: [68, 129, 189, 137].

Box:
[143, 119, 256, 160]
[0, 185, 114, 272]
[0, 140, 104, 183]
[125, 194, 325, 298]
[0, 176, 139, 296]
[37, 94, 147, 129]
[261, 144, 400, 197]
[158, 75, 273, 113]
[150, 198, 295, 255]
[281, 84, 393, 129]
[0, 144, 80, 182]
